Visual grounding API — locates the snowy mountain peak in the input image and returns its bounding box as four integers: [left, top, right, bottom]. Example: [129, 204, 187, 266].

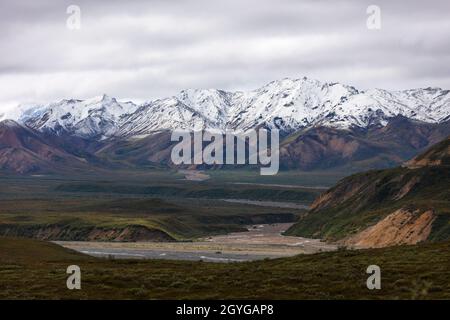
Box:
[2, 95, 138, 139]
[3, 76, 450, 139]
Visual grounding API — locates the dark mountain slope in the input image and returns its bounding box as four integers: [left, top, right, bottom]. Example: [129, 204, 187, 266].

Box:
[279, 117, 450, 171]
[93, 117, 450, 172]
[1, 117, 449, 174]
[0, 120, 93, 174]
[94, 130, 174, 169]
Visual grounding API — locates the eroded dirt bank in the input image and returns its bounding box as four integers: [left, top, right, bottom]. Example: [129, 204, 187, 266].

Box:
[343, 208, 435, 248]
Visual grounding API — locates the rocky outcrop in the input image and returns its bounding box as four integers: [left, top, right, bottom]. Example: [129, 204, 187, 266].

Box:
[405, 136, 450, 168]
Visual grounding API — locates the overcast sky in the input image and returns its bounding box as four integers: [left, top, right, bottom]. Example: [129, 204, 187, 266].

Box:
[0, 0, 449, 111]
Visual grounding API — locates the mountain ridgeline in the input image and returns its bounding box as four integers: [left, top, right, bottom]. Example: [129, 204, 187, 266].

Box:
[0, 77, 450, 174]
[286, 137, 450, 247]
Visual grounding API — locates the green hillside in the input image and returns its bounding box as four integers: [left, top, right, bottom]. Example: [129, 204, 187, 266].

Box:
[286, 137, 450, 243]
[0, 237, 449, 299]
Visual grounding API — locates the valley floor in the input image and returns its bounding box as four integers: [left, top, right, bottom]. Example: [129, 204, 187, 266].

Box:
[55, 223, 337, 262]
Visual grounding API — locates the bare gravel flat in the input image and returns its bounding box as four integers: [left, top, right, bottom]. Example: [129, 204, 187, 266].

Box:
[55, 223, 337, 262]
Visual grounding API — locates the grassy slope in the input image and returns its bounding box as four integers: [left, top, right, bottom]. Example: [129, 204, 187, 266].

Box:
[0, 237, 449, 299]
[286, 165, 450, 241]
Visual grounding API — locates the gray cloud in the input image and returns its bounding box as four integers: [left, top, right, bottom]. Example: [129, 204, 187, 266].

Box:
[0, 0, 449, 111]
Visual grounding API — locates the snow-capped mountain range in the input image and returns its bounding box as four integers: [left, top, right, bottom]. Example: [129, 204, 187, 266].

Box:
[1, 77, 449, 140]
